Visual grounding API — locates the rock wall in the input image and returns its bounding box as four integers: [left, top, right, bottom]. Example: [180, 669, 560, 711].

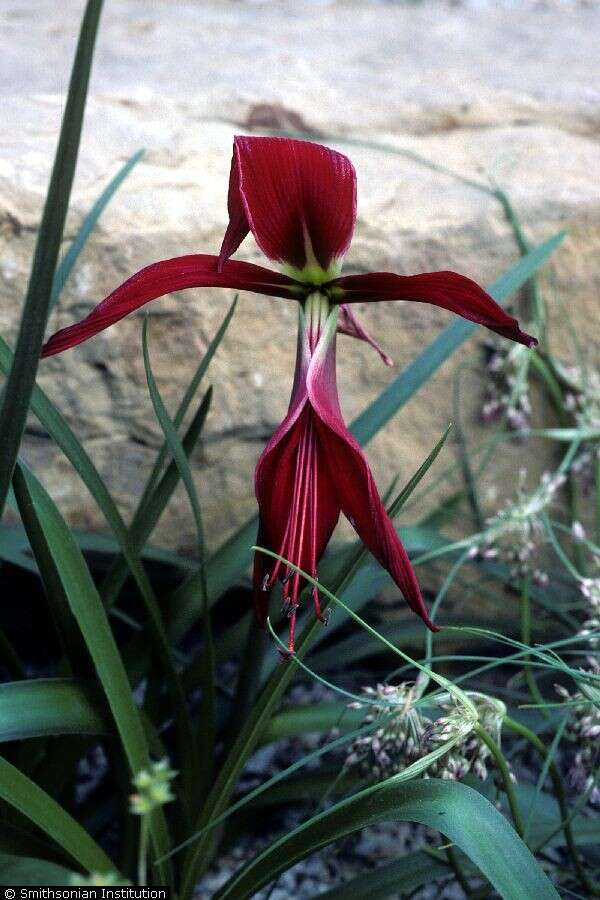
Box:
[1, 0, 599, 551]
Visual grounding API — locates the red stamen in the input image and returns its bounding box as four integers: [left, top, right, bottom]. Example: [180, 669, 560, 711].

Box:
[270, 297, 333, 653]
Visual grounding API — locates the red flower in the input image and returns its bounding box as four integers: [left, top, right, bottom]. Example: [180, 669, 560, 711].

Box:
[42, 136, 536, 651]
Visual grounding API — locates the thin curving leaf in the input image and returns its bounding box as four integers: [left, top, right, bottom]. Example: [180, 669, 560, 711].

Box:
[10, 462, 172, 884]
[0, 679, 106, 743]
[101, 294, 237, 608]
[0, 853, 81, 886]
[50, 149, 145, 310]
[214, 779, 559, 900]
[316, 851, 452, 899]
[169, 514, 256, 642]
[351, 230, 565, 446]
[13, 478, 89, 674]
[100, 385, 212, 606]
[2, 335, 198, 823]
[142, 317, 215, 796]
[0, 755, 112, 874]
[0, 0, 104, 517]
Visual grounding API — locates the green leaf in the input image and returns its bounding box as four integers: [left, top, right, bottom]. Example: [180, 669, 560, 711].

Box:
[350, 231, 565, 446]
[169, 515, 256, 642]
[0, 679, 106, 743]
[13, 478, 89, 673]
[0, 0, 104, 516]
[142, 318, 206, 552]
[214, 779, 559, 900]
[101, 294, 236, 608]
[0, 756, 112, 873]
[10, 462, 172, 884]
[50, 149, 145, 310]
[316, 851, 451, 899]
[142, 317, 213, 796]
[0, 853, 79, 886]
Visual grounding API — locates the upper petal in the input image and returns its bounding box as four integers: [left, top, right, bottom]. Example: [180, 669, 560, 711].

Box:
[306, 311, 438, 631]
[332, 271, 537, 348]
[41, 255, 299, 357]
[218, 136, 356, 275]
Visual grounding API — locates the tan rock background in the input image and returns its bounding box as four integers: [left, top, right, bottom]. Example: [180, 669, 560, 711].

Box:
[1, 0, 599, 552]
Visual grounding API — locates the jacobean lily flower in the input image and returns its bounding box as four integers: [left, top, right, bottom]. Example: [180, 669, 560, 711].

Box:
[42, 136, 536, 651]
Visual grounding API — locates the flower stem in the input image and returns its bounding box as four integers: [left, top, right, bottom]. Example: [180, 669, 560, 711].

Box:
[138, 815, 149, 887]
[520, 575, 547, 716]
[445, 844, 473, 897]
[473, 723, 524, 838]
[504, 715, 598, 896]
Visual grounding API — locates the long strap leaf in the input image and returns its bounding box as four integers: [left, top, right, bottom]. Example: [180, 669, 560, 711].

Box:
[11, 463, 172, 885]
[50, 149, 145, 310]
[0, 0, 103, 516]
[214, 779, 559, 900]
[0, 678, 106, 743]
[0, 755, 112, 874]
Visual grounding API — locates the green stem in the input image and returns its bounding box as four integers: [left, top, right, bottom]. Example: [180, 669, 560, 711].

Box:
[453, 363, 484, 531]
[492, 188, 545, 339]
[504, 716, 598, 896]
[224, 615, 268, 751]
[474, 723, 524, 838]
[596, 453, 600, 546]
[445, 844, 473, 897]
[520, 575, 548, 716]
[137, 816, 149, 887]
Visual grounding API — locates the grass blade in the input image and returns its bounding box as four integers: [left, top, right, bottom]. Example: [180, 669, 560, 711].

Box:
[0, 755, 113, 874]
[0, 0, 104, 516]
[50, 149, 145, 310]
[214, 779, 559, 900]
[142, 318, 215, 798]
[101, 386, 213, 607]
[351, 230, 565, 445]
[11, 462, 172, 884]
[0, 853, 80, 887]
[311, 851, 452, 899]
[101, 295, 237, 608]
[0, 679, 106, 743]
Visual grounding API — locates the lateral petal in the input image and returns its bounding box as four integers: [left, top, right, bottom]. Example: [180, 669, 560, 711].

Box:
[41, 255, 298, 357]
[332, 271, 537, 347]
[219, 136, 356, 274]
[306, 313, 438, 630]
[337, 304, 394, 367]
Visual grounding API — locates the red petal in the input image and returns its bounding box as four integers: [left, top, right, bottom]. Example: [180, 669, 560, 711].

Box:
[253, 406, 340, 620]
[41, 256, 298, 357]
[219, 136, 356, 273]
[337, 304, 394, 367]
[306, 318, 438, 631]
[333, 271, 537, 348]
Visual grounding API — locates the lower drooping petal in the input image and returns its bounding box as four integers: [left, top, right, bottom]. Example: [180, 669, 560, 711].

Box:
[41, 255, 299, 357]
[253, 405, 341, 635]
[307, 306, 438, 631]
[332, 271, 537, 348]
